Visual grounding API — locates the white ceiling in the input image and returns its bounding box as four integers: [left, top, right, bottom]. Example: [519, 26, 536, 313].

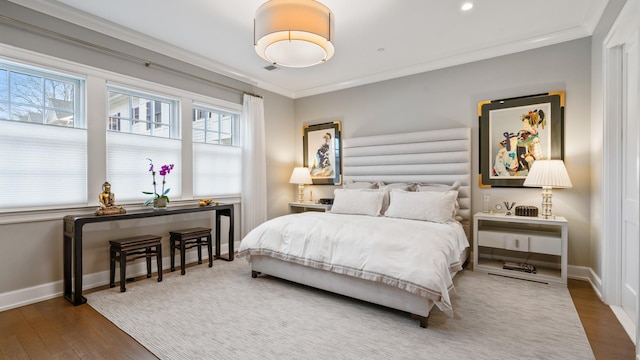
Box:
[11, 0, 608, 98]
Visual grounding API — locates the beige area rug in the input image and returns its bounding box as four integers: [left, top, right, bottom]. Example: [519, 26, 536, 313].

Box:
[86, 260, 594, 360]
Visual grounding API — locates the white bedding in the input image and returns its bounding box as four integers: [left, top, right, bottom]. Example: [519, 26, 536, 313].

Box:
[237, 212, 469, 316]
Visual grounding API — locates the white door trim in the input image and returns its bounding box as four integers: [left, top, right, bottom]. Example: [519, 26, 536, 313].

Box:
[602, 0, 640, 356]
[602, 41, 623, 307]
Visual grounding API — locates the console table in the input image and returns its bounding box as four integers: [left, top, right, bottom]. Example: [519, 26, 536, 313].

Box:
[63, 203, 234, 306]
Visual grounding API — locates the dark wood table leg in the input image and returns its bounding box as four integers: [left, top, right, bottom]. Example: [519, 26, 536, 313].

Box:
[63, 232, 72, 301]
[146, 247, 152, 278]
[206, 234, 213, 267]
[214, 207, 234, 261]
[119, 250, 126, 292]
[156, 244, 163, 282]
[170, 235, 176, 272]
[180, 240, 186, 275]
[73, 224, 86, 305]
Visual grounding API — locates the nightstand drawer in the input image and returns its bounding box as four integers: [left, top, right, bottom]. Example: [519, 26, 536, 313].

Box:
[529, 235, 561, 255]
[478, 230, 529, 252]
[504, 234, 529, 252]
[477, 230, 505, 249]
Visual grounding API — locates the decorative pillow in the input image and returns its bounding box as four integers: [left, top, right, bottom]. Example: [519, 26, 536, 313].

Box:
[329, 189, 385, 216]
[417, 180, 460, 192]
[384, 189, 459, 223]
[375, 182, 417, 214]
[343, 180, 378, 189]
[377, 182, 418, 191]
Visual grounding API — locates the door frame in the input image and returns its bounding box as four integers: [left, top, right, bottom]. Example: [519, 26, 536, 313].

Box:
[602, 0, 640, 354]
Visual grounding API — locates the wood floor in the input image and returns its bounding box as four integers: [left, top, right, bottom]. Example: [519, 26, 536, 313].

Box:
[568, 279, 636, 359]
[0, 277, 635, 359]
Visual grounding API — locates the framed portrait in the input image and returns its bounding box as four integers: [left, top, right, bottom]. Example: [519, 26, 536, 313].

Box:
[479, 91, 564, 188]
[303, 121, 342, 185]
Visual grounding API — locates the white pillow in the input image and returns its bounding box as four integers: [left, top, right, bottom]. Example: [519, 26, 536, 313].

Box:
[375, 183, 417, 214]
[377, 182, 418, 191]
[384, 189, 458, 223]
[329, 189, 385, 216]
[417, 180, 460, 192]
[343, 180, 378, 189]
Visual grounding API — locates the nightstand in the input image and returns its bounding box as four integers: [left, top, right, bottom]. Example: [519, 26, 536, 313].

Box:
[473, 212, 568, 285]
[289, 202, 331, 213]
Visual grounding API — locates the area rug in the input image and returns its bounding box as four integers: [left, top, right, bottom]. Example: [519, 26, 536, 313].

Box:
[86, 260, 594, 360]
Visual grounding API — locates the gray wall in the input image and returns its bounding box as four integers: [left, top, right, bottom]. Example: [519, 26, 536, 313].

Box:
[295, 38, 593, 268]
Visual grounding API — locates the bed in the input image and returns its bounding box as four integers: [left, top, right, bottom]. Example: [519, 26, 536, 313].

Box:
[238, 127, 471, 327]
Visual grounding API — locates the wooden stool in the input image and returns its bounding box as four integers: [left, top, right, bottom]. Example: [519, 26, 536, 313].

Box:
[169, 227, 212, 275]
[109, 235, 163, 292]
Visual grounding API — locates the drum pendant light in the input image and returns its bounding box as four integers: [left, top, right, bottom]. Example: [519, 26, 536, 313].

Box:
[254, 0, 335, 68]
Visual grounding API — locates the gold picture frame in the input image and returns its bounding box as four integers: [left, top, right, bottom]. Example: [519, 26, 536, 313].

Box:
[479, 91, 565, 188]
[303, 121, 342, 185]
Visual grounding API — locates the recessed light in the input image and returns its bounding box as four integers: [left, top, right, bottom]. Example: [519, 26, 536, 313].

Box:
[461, 2, 473, 11]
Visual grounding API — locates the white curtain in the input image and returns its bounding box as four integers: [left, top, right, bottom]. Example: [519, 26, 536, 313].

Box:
[241, 94, 267, 237]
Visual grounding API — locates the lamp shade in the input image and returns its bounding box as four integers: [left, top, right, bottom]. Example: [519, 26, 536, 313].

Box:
[523, 160, 572, 188]
[289, 167, 312, 184]
[254, 0, 335, 68]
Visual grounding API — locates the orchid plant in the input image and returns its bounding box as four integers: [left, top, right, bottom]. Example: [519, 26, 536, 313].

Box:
[143, 158, 174, 206]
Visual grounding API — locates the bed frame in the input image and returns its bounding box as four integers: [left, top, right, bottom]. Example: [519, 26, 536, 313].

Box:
[251, 127, 472, 327]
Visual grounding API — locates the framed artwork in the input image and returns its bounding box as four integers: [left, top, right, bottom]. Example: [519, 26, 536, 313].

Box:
[479, 91, 564, 188]
[303, 121, 342, 185]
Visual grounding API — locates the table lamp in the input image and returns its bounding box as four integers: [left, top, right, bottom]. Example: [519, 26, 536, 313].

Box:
[523, 160, 572, 219]
[289, 167, 312, 203]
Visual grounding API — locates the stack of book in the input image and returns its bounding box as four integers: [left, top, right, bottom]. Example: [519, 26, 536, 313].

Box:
[503, 262, 537, 274]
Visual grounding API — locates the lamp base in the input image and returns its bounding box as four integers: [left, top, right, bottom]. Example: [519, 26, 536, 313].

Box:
[540, 186, 553, 219]
[298, 184, 305, 203]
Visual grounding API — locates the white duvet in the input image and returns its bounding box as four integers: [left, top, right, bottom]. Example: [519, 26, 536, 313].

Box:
[237, 212, 469, 316]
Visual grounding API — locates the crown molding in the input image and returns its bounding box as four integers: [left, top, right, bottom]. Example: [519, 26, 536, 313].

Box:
[7, 0, 298, 96]
[292, 26, 592, 99]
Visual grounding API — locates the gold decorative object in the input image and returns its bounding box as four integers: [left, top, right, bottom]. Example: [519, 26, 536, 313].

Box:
[198, 199, 219, 207]
[95, 182, 126, 215]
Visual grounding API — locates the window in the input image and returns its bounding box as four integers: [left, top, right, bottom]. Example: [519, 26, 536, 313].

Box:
[0, 62, 82, 127]
[107, 87, 178, 138]
[1, 49, 245, 213]
[0, 60, 86, 210]
[106, 85, 181, 202]
[192, 106, 239, 145]
[192, 104, 241, 197]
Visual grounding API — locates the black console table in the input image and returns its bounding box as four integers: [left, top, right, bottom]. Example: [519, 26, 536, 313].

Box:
[63, 203, 234, 306]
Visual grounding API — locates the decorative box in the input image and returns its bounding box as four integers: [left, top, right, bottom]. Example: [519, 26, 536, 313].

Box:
[515, 205, 538, 217]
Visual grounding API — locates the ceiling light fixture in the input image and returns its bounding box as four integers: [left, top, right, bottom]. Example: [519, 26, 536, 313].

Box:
[461, 2, 474, 11]
[254, 0, 335, 68]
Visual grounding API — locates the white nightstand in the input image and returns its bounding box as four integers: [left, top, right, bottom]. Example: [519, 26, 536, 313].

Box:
[289, 202, 332, 213]
[473, 212, 568, 285]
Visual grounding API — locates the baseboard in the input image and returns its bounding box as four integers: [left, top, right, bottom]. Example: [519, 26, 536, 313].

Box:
[0, 242, 239, 312]
[567, 264, 603, 300]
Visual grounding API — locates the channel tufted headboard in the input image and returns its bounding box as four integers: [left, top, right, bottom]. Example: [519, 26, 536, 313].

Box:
[341, 127, 472, 228]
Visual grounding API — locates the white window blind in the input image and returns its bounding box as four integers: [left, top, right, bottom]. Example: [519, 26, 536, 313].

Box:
[0, 120, 87, 209]
[106, 132, 182, 202]
[193, 143, 241, 197]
